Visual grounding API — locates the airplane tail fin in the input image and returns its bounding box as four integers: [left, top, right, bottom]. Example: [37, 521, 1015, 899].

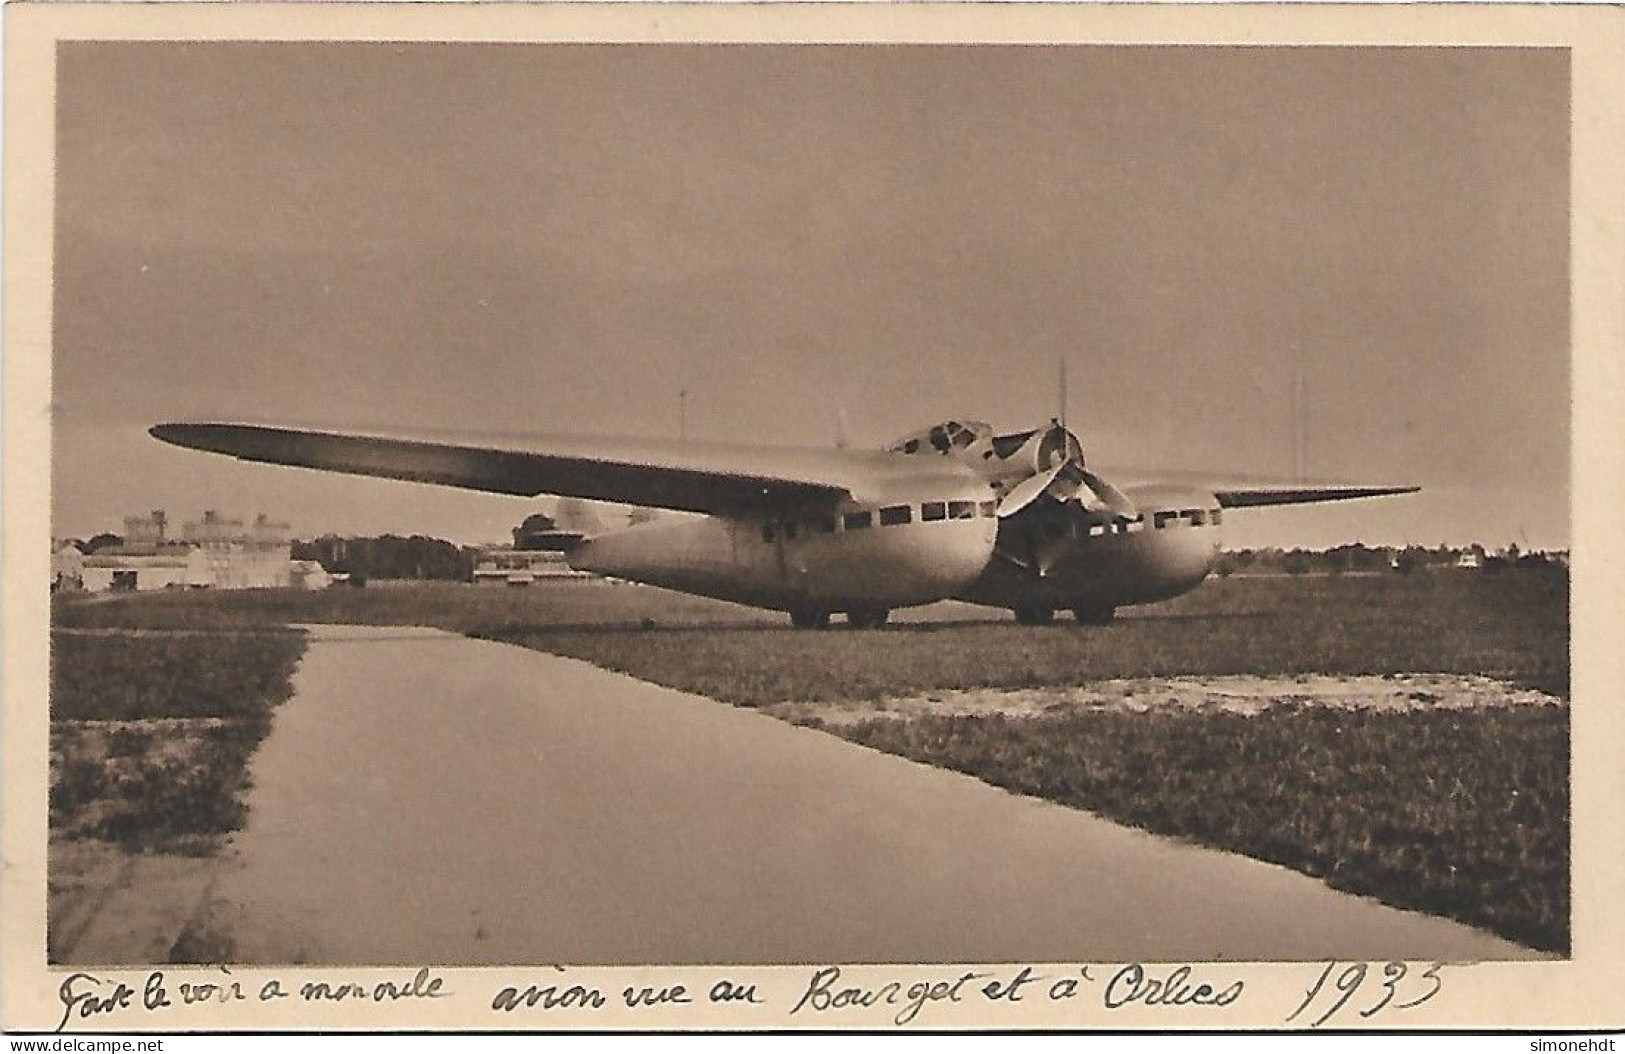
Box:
[553, 498, 609, 539]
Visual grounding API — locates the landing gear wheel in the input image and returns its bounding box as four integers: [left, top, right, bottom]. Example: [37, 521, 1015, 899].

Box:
[790, 608, 830, 630]
[846, 607, 891, 630]
[1014, 605, 1055, 626]
[1071, 605, 1116, 626]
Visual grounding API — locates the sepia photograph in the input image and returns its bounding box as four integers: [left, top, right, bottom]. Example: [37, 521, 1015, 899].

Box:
[5, 1, 1623, 1035]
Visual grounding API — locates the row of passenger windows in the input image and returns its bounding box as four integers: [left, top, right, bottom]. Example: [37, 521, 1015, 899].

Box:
[1036, 508, 1222, 540]
[762, 500, 997, 542]
[1154, 508, 1220, 528]
[760, 503, 1220, 543]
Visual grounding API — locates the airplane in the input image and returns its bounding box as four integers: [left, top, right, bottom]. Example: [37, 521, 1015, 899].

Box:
[149, 417, 1416, 628]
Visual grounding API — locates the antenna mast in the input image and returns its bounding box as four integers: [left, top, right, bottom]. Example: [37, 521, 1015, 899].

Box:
[1292, 343, 1306, 483]
[1059, 354, 1068, 432]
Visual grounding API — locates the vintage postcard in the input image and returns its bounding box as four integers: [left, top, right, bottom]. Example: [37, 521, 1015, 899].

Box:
[3, 1, 1622, 1035]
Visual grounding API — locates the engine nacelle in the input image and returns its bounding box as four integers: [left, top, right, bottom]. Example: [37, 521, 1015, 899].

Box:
[957, 483, 1223, 611]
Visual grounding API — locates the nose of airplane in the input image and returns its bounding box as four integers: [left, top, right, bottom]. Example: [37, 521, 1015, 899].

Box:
[1168, 529, 1221, 588]
[1130, 520, 1221, 602]
[920, 517, 1000, 593]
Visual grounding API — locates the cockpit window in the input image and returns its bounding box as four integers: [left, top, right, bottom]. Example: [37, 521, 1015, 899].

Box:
[948, 500, 976, 519]
[888, 420, 994, 455]
[991, 430, 1036, 460]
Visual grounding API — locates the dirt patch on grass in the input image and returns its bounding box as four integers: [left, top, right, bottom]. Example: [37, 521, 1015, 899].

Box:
[50, 718, 259, 852]
[765, 673, 1565, 728]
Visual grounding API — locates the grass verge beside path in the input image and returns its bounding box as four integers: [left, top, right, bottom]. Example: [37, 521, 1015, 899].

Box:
[49, 630, 305, 853]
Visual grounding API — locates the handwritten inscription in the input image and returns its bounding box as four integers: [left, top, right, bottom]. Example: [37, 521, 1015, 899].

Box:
[299, 968, 447, 1003]
[178, 978, 247, 1005]
[623, 984, 692, 1008]
[1103, 964, 1244, 1009]
[708, 979, 762, 1004]
[789, 965, 989, 1026]
[491, 967, 607, 1013]
[55, 974, 136, 1033]
[55, 968, 449, 1032]
[491, 972, 764, 1013]
[1285, 960, 1446, 1028]
[47, 959, 1465, 1030]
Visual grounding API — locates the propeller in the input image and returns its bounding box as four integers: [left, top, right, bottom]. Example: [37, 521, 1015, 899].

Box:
[1080, 469, 1138, 519]
[992, 421, 1138, 521]
[997, 461, 1069, 518]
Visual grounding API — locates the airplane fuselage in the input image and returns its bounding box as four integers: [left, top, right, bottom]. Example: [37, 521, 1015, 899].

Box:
[956, 483, 1223, 618]
[570, 471, 1000, 613]
[569, 478, 1224, 623]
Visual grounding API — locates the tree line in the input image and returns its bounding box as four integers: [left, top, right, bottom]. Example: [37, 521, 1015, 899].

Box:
[1215, 543, 1567, 577]
[290, 535, 478, 583]
[70, 531, 1564, 583]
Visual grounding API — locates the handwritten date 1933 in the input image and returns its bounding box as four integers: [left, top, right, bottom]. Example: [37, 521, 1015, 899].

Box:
[1286, 961, 1446, 1028]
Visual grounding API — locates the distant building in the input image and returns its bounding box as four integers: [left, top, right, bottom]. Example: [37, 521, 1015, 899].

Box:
[470, 548, 586, 585]
[74, 509, 326, 592]
[471, 512, 594, 584]
[122, 510, 169, 545]
[81, 549, 199, 592]
[1456, 545, 1485, 570]
[182, 511, 295, 589]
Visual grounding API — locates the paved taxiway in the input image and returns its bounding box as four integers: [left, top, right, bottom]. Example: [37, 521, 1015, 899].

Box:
[214, 625, 1538, 964]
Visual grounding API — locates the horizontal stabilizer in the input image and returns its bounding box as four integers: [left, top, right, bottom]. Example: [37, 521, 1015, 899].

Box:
[552, 497, 609, 538]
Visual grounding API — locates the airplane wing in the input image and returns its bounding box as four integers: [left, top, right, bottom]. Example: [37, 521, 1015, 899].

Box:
[1096, 464, 1418, 509]
[148, 422, 895, 515]
[1213, 485, 1420, 509]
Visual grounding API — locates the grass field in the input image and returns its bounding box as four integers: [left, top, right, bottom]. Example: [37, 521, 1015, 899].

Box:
[49, 630, 304, 853]
[55, 569, 1569, 700]
[476, 571, 1569, 705]
[50, 580, 759, 634]
[51, 568, 1570, 951]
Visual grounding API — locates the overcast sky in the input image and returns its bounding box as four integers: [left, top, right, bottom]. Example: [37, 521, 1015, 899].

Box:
[51, 42, 1569, 548]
